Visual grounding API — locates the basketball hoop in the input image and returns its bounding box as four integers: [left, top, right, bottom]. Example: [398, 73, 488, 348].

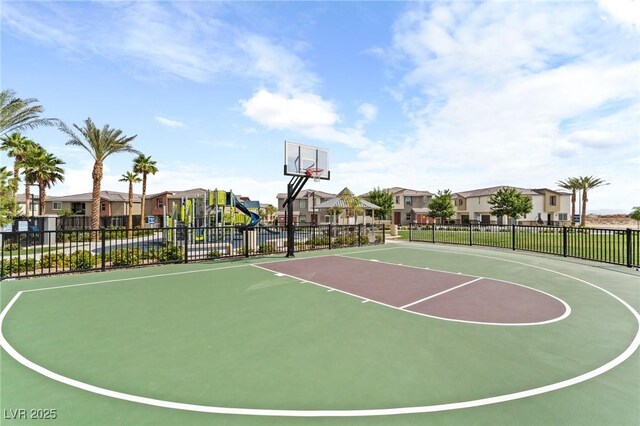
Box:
[305, 168, 324, 182]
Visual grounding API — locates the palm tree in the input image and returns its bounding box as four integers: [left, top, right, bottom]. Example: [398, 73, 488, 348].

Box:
[556, 177, 581, 226]
[59, 118, 140, 230]
[1, 89, 59, 136]
[132, 154, 158, 228]
[25, 146, 65, 215]
[577, 176, 609, 227]
[0, 132, 36, 204]
[119, 171, 141, 236]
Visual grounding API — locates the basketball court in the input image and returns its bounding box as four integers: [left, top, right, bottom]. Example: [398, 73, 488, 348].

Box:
[1, 242, 638, 425]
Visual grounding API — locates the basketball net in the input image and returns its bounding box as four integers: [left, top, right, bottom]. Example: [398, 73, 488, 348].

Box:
[305, 168, 323, 182]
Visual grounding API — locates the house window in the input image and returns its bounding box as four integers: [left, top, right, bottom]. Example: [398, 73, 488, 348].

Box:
[100, 202, 107, 212]
[558, 213, 568, 221]
[324, 215, 331, 223]
[299, 215, 307, 223]
[405, 196, 412, 206]
[157, 199, 164, 209]
[52, 202, 62, 210]
[405, 213, 411, 221]
[395, 196, 400, 204]
[550, 195, 557, 206]
[71, 202, 85, 214]
[300, 199, 307, 209]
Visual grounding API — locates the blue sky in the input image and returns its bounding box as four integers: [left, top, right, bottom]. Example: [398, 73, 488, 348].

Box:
[1, 0, 638, 212]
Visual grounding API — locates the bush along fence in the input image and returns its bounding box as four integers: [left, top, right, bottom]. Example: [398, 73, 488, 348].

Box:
[408, 223, 640, 268]
[0, 224, 386, 280]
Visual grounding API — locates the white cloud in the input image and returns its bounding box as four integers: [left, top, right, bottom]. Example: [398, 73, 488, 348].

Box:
[335, 1, 640, 211]
[598, 0, 640, 29]
[358, 103, 378, 122]
[154, 116, 184, 128]
[237, 34, 318, 93]
[241, 90, 338, 129]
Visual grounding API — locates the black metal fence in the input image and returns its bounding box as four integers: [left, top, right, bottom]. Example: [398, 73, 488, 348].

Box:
[0, 224, 385, 280]
[408, 223, 639, 268]
[56, 215, 142, 230]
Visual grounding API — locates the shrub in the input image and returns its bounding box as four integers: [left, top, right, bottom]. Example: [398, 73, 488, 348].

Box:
[306, 236, 330, 246]
[69, 250, 95, 270]
[110, 248, 141, 266]
[39, 253, 68, 269]
[157, 245, 183, 262]
[3, 243, 19, 252]
[207, 250, 221, 259]
[257, 243, 277, 254]
[1, 258, 34, 275]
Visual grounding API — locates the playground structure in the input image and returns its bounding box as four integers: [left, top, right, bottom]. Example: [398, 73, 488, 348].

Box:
[164, 189, 267, 248]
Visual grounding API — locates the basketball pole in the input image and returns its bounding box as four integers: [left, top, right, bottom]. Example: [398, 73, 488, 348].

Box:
[283, 174, 309, 257]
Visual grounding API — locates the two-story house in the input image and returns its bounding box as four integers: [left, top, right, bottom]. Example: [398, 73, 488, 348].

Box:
[454, 186, 571, 225]
[275, 189, 337, 225]
[361, 187, 434, 225]
[45, 191, 141, 226]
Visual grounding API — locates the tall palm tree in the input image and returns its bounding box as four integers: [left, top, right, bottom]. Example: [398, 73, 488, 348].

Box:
[25, 145, 65, 215]
[59, 118, 140, 230]
[0, 132, 36, 204]
[132, 154, 158, 228]
[577, 176, 609, 227]
[119, 171, 141, 236]
[556, 177, 581, 226]
[1, 89, 59, 136]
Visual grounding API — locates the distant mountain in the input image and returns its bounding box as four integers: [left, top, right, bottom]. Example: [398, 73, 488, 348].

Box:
[589, 208, 629, 215]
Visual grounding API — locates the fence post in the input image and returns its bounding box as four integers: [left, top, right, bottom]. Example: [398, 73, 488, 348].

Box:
[101, 227, 106, 272]
[328, 224, 332, 250]
[244, 228, 249, 258]
[432, 223, 435, 243]
[469, 222, 473, 246]
[184, 227, 189, 263]
[382, 224, 385, 244]
[626, 228, 633, 268]
[562, 226, 568, 258]
[512, 224, 516, 251]
[409, 222, 413, 241]
[358, 224, 362, 247]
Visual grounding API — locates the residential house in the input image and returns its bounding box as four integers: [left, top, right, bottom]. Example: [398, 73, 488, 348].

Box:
[361, 187, 434, 225]
[275, 189, 337, 225]
[41, 191, 141, 228]
[16, 193, 41, 217]
[454, 186, 571, 225]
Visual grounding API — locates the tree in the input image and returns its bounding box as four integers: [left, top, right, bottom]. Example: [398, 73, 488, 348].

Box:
[338, 188, 363, 222]
[577, 176, 609, 227]
[263, 204, 277, 224]
[428, 189, 456, 223]
[0, 89, 59, 136]
[0, 166, 18, 226]
[367, 187, 394, 220]
[0, 132, 36, 204]
[132, 154, 158, 228]
[488, 187, 533, 223]
[556, 177, 581, 226]
[119, 171, 141, 236]
[630, 207, 640, 229]
[25, 146, 65, 215]
[59, 118, 140, 229]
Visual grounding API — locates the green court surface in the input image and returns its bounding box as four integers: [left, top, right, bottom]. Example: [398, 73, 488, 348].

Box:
[1, 243, 638, 425]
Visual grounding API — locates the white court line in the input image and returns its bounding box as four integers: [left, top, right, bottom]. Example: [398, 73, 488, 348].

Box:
[400, 277, 483, 309]
[0, 248, 637, 417]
